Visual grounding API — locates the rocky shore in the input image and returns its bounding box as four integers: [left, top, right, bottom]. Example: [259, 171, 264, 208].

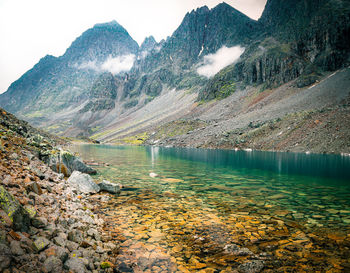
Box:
[0, 108, 120, 272]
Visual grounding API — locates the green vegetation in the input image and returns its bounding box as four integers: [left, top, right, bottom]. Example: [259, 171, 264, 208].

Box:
[115, 132, 149, 145]
[216, 81, 236, 99]
[123, 99, 139, 109]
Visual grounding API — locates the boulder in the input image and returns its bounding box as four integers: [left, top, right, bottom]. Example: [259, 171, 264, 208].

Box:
[44, 151, 96, 177]
[0, 185, 31, 231]
[97, 180, 121, 194]
[10, 240, 25, 256]
[0, 244, 11, 271]
[64, 257, 87, 273]
[43, 256, 63, 273]
[33, 237, 50, 252]
[67, 171, 100, 194]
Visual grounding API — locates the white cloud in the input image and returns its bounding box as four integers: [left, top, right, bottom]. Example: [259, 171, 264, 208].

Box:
[197, 46, 245, 78]
[101, 54, 135, 74]
[76, 54, 135, 74]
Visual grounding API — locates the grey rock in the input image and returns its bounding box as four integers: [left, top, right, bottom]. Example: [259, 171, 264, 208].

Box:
[224, 244, 253, 256]
[68, 229, 83, 244]
[97, 180, 121, 194]
[39, 251, 47, 262]
[10, 240, 25, 256]
[55, 246, 69, 262]
[33, 236, 50, 252]
[0, 185, 31, 231]
[31, 216, 48, 228]
[64, 257, 87, 273]
[0, 244, 12, 271]
[103, 242, 118, 253]
[24, 205, 37, 218]
[46, 151, 97, 176]
[26, 181, 43, 195]
[10, 152, 18, 160]
[66, 241, 79, 252]
[67, 171, 100, 194]
[238, 260, 264, 273]
[0, 229, 7, 244]
[53, 236, 66, 247]
[81, 215, 95, 224]
[43, 256, 63, 272]
[87, 228, 101, 241]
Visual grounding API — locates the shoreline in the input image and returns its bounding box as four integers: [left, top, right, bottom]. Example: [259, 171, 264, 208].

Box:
[0, 109, 120, 272]
[71, 141, 350, 157]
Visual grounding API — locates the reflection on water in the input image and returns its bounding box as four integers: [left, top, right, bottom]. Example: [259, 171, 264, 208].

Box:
[72, 145, 350, 272]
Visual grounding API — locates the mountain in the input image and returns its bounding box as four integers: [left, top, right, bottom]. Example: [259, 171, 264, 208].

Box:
[0, 20, 138, 129]
[199, 0, 350, 100]
[64, 3, 262, 136]
[0, 1, 349, 152]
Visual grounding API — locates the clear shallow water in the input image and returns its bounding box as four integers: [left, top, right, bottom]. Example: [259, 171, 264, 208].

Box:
[72, 145, 350, 272]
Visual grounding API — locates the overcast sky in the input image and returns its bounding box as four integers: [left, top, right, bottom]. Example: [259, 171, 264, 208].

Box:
[0, 0, 267, 94]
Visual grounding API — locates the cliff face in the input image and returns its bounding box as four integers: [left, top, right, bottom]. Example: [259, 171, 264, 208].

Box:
[200, 0, 350, 100]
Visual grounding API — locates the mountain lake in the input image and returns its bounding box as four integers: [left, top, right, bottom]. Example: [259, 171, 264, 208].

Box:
[71, 144, 350, 272]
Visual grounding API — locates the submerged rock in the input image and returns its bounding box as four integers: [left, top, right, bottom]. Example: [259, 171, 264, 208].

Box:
[67, 171, 100, 194]
[238, 260, 264, 273]
[98, 180, 121, 194]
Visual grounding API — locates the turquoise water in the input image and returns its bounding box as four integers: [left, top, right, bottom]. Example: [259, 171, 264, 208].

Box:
[73, 145, 350, 228]
[72, 144, 350, 271]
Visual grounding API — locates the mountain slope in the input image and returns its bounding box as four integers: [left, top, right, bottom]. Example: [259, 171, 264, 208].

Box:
[65, 3, 262, 136]
[1, 1, 349, 153]
[199, 0, 350, 100]
[0, 21, 138, 128]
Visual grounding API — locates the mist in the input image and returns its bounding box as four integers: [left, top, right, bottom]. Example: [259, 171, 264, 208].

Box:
[197, 46, 245, 78]
[77, 54, 135, 74]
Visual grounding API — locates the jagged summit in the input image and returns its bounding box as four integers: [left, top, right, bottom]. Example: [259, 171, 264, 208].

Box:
[140, 36, 157, 51]
[62, 20, 138, 64]
[93, 20, 122, 28]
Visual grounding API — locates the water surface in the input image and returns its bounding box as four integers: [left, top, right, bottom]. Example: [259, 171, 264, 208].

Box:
[72, 145, 350, 272]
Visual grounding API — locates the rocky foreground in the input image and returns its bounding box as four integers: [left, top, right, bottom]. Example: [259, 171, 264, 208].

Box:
[0, 108, 121, 272]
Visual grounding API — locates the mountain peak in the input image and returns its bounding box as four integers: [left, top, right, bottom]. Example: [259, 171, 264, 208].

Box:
[62, 20, 139, 64]
[140, 36, 157, 51]
[93, 20, 122, 28]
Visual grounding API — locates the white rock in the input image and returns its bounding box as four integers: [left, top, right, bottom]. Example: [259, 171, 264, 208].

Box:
[67, 171, 100, 194]
[97, 180, 121, 194]
[149, 172, 158, 178]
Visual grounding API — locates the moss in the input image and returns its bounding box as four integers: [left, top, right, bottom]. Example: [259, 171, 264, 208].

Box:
[0, 185, 17, 221]
[101, 261, 113, 269]
[24, 205, 37, 218]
